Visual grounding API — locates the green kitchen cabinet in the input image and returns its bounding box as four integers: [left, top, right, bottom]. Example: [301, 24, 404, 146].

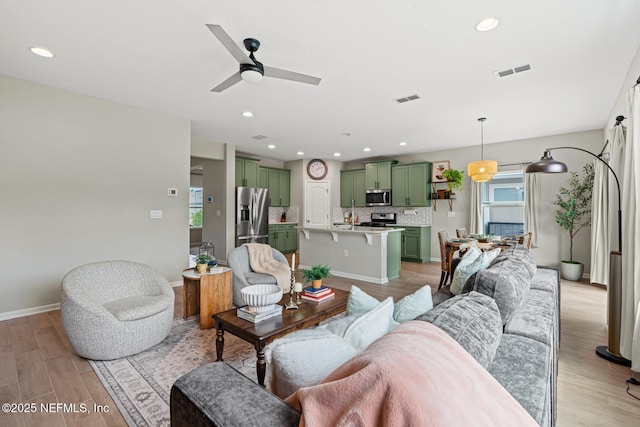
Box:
[365, 160, 396, 190]
[392, 162, 432, 206]
[392, 226, 431, 263]
[268, 223, 297, 254]
[340, 169, 366, 207]
[259, 167, 291, 207]
[235, 157, 259, 187]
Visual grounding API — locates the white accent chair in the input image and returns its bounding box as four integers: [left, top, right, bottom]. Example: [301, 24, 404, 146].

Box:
[61, 260, 174, 360]
[227, 246, 288, 307]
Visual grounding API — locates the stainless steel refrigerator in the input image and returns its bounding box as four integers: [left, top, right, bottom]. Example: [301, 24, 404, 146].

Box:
[235, 187, 270, 247]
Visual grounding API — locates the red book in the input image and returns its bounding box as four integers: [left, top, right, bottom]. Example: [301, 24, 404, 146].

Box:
[301, 291, 336, 303]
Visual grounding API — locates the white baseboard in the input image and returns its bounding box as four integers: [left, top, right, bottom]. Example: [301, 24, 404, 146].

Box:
[0, 303, 61, 321]
[328, 270, 389, 285]
[170, 280, 183, 288]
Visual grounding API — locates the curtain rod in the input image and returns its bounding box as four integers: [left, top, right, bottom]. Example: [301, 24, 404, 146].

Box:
[498, 162, 530, 167]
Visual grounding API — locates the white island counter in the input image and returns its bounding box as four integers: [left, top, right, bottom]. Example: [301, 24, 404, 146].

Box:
[297, 226, 403, 284]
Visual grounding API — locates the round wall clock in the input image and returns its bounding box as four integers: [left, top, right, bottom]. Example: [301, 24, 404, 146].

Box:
[307, 159, 328, 180]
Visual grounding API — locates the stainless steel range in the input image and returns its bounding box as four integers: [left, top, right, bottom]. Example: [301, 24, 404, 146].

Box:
[359, 212, 397, 227]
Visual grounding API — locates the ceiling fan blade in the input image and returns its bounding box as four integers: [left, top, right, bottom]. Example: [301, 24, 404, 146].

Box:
[206, 24, 252, 64]
[263, 66, 321, 86]
[211, 72, 243, 92]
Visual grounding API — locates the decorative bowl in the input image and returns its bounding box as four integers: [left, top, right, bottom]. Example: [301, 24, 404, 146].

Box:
[241, 285, 283, 313]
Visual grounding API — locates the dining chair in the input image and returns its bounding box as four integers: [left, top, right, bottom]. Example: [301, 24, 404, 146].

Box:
[437, 231, 456, 290]
[456, 228, 468, 238]
[520, 232, 533, 249]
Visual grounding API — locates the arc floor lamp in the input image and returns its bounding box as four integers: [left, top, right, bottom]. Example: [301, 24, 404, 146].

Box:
[526, 116, 630, 366]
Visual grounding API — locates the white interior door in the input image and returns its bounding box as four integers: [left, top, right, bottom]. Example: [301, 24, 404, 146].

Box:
[304, 181, 329, 228]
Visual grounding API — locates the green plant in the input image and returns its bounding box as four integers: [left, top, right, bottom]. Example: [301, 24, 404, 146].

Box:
[302, 264, 331, 282]
[552, 163, 594, 263]
[196, 253, 212, 265]
[442, 169, 464, 192]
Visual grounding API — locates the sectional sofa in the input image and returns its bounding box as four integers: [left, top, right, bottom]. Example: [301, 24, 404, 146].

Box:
[170, 245, 559, 426]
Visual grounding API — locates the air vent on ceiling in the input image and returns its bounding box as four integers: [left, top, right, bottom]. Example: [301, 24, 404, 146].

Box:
[394, 94, 421, 103]
[251, 134, 268, 140]
[495, 64, 532, 78]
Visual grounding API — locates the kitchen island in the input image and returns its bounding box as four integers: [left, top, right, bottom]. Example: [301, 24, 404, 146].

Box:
[297, 226, 403, 284]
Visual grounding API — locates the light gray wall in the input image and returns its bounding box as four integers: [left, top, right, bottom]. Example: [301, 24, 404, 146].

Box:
[359, 130, 603, 269]
[606, 45, 640, 128]
[0, 75, 191, 315]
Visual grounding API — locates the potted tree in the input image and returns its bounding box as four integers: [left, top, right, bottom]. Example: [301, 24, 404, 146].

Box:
[302, 264, 331, 289]
[442, 169, 464, 198]
[552, 163, 594, 280]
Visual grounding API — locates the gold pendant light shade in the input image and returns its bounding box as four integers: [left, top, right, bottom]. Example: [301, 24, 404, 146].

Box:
[467, 117, 496, 182]
[468, 160, 498, 182]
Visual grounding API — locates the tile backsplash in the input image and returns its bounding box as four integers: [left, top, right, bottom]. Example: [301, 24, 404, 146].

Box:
[332, 206, 432, 226]
[269, 206, 299, 224]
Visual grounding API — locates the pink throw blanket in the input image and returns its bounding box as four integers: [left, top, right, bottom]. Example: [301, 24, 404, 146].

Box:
[285, 321, 537, 427]
[243, 243, 291, 290]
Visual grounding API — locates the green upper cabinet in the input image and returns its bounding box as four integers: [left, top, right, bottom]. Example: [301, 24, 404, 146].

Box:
[365, 160, 396, 190]
[236, 157, 259, 187]
[259, 166, 291, 207]
[340, 169, 366, 207]
[391, 162, 432, 206]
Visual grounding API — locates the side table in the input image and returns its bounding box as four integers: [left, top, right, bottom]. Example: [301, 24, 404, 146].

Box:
[182, 267, 233, 329]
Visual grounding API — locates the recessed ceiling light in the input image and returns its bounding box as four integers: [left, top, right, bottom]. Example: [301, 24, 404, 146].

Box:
[242, 111, 253, 117]
[29, 47, 54, 58]
[476, 17, 499, 32]
[363, 148, 371, 152]
[334, 152, 341, 157]
[297, 151, 304, 156]
[399, 141, 408, 146]
[267, 144, 276, 149]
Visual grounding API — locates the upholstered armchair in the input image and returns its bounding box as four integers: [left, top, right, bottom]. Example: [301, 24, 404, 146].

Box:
[61, 260, 174, 360]
[227, 245, 288, 306]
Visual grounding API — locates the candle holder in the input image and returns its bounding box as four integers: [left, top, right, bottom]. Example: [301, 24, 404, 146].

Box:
[284, 269, 298, 310]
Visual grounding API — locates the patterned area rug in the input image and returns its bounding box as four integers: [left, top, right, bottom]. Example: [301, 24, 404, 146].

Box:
[90, 317, 259, 427]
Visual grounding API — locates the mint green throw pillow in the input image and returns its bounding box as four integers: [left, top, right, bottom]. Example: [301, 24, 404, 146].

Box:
[347, 285, 433, 329]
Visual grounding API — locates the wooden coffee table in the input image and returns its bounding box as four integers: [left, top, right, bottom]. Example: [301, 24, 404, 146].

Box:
[213, 288, 348, 386]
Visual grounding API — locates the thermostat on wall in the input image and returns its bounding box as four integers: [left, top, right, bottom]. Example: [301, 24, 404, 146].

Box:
[168, 188, 178, 197]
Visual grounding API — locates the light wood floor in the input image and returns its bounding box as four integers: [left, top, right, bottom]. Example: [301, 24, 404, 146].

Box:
[1, 260, 639, 426]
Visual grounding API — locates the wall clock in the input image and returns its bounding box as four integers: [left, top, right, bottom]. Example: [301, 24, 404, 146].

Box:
[307, 159, 328, 180]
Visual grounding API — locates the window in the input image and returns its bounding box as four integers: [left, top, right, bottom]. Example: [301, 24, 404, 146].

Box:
[189, 187, 203, 227]
[481, 171, 525, 236]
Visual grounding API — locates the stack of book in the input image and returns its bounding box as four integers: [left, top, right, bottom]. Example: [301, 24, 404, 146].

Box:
[301, 286, 335, 303]
[237, 305, 283, 323]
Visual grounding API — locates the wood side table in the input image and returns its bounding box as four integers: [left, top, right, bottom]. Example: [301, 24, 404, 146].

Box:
[182, 267, 233, 329]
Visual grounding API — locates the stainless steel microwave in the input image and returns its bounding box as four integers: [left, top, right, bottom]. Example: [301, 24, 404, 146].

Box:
[366, 189, 391, 206]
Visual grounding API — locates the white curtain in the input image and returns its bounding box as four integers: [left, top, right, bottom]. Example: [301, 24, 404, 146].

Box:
[469, 181, 483, 234]
[590, 152, 610, 285]
[523, 166, 540, 248]
[620, 84, 640, 372]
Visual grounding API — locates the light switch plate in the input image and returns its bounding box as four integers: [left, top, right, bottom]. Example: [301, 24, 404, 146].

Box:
[150, 210, 163, 219]
[448, 211, 456, 218]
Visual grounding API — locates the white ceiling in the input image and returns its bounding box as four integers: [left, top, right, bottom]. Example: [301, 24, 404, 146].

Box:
[2, 0, 640, 162]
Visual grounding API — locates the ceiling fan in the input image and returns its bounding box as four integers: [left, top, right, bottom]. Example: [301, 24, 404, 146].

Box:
[206, 24, 322, 92]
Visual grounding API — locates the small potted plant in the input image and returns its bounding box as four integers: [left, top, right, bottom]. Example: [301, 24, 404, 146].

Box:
[442, 169, 464, 195]
[302, 264, 331, 289]
[553, 163, 594, 280]
[195, 253, 212, 274]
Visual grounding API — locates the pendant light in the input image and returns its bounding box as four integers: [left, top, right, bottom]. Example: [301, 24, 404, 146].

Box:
[467, 117, 497, 182]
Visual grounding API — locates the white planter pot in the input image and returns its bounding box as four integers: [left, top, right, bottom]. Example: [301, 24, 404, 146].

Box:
[560, 261, 584, 281]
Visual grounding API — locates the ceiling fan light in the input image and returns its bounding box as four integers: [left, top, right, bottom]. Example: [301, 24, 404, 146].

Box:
[468, 159, 497, 182]
[241, 69, 263, 84]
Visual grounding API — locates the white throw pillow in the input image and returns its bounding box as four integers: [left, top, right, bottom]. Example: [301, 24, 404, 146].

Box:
[393, 285, 434, 323]
[343, 297, 394, 352]
[450, 246, 482, 295]
[266, 328, 358, 399]
[346, 285, 380, 316]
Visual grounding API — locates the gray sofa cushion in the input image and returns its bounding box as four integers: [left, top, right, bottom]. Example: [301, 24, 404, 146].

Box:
[244, 272, 278, 285]
[488, 335, 551, 426]
[171, 362, 300, 427]
[505, 289, 556, 346]
[415, 291, 502, 369]
[470, 247, 536, 325]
